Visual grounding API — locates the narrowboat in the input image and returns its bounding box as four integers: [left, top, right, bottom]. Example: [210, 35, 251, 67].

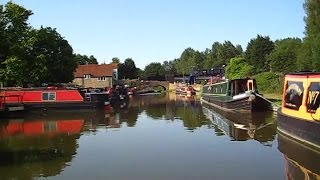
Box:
[201, 78, 273, 112]
[277, 72, 320, 149]
[0, 87, 110, 114]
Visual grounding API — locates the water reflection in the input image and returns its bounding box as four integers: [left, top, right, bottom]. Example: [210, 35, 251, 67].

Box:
[0, 114, 84, 179]
[0, 93, 281, 180]
[202, 104, 276, 144]
[278, 133, 320, 180]
[128, 94, 208, 130]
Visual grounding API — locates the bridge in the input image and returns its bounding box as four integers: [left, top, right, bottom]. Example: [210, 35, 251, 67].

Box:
[140, 80, 169, 90]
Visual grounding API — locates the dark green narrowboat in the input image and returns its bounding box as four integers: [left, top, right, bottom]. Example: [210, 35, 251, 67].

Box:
[201, 78, 273, 112]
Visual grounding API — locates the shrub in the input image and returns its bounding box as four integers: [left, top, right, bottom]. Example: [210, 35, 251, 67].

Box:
[252, 72, 284, 94]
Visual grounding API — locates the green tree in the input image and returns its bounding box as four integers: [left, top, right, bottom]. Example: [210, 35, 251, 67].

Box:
[245, 35, 274, 73]
[88, 55, 98, 64]
[144, 62, 164, 78]
[0, 2, 33, 85]
[118, 58, 138, 79]
[176, 48, 203, 75]
[162, 60, 177, 75]
[216, 41, 242, 66]
[298, 0, 320, 71]
[74, 54, 98, 65]
[31, 27, 76, 83]
[4, 2, 32, 57]
[111, 57, 120, 63]
[297, 40, 313, 71]
[268, 38, 302, 73]
[225, 57, 254, 79]
[203, 48, 214, 68]
[0, 56, 24, 86]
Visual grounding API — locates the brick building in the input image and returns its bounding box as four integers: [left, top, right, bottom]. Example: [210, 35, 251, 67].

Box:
[73, 63, 118, 88]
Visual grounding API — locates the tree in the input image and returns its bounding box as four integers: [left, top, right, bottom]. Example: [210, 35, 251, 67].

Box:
[118, 58, 138, 79]
[162, 60, 177, 75]
[31, 27, 76, 83]
[144, 62, 165, 79]
[0, 2, 77, 86]
[225, 57, 254, 79]
[245, 35, 274, 73]
[203, 48, 214, 68]
[0, 56, 24, 86]
[4, 2, 33, 57]
[0, 2, 33, 85]
[216, 41, 242, 66]
[268, 38, 302, 73]
[74, 54, 98, 65]
[176, 48, 204, 76]
[298, 0, 320, 71]
[111, 57, 120, 63]
[88, 55, 98, 64]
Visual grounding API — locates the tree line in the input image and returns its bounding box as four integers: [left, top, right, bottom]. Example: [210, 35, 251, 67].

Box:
[131, 0, 320, 90]
[1, 0, 319, 90]
[0, 2, 100, 86]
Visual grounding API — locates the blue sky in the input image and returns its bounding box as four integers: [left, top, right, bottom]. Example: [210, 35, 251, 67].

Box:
[4, 0, 305, 69]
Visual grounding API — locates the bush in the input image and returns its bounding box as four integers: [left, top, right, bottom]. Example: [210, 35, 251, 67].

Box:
[252, 72, 284, 94]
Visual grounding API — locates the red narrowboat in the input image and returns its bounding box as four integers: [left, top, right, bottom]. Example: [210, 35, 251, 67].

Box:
[0, 87, 110, 114]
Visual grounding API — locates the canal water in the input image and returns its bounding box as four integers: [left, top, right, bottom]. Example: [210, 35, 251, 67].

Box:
[0, 93, 318, 180]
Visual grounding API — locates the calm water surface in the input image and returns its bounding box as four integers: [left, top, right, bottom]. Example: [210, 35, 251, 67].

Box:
[0, 93, 318, 180]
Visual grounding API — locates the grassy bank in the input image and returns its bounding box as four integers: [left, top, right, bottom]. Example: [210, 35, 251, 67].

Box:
[262, 93, 282, 107]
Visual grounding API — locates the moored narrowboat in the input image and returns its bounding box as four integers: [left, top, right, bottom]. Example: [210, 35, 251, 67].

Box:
[0, 87, 110, 115]
[277, 72, 320, 149]
[201, 78, 273, 112]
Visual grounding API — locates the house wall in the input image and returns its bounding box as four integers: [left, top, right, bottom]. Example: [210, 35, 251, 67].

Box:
[73, 77, 113, 88]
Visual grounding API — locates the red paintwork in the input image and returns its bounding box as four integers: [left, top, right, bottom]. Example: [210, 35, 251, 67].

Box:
[286, 74, 320, 78]
[0, 89, 84, 103]
[0, 120, 84, 138]
[57, 120, 84, 133]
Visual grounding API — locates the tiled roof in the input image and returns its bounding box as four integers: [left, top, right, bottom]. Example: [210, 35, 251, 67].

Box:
[74, 63, 118, 77]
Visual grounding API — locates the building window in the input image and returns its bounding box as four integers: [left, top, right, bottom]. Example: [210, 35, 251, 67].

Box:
[84, 74, 91, 79]
[42, 92, 56, 101]
[97, 77, 107, 81]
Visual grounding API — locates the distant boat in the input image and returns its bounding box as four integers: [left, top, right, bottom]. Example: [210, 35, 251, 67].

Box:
[175, 83, 196, 96]
[201, 77, 273, 112]
[277, 72, 320, 149]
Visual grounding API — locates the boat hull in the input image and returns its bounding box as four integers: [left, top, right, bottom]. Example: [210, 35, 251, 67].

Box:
[277, 108, 320, 149]
[201, 94, 272, 112]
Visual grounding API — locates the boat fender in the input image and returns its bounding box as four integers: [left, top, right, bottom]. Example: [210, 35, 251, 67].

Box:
[248, 94, 255, 101]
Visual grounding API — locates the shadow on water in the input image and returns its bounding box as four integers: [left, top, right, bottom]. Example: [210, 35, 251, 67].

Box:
[277, 132, 320, 180]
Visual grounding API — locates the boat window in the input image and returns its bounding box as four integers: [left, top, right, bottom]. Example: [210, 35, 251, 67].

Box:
[306, 82, 320, 113]
[284, 81, 303, 110]
[42, 92, 56, 101]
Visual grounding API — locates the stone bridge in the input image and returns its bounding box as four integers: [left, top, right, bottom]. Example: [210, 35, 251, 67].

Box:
[140, 81, 170, 90]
